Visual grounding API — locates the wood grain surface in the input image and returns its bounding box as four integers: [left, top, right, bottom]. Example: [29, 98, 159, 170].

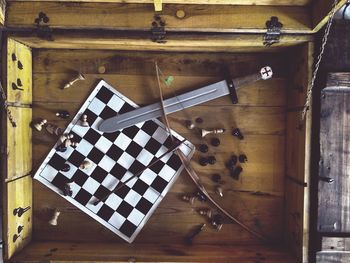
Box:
[318, 75, 350, 233]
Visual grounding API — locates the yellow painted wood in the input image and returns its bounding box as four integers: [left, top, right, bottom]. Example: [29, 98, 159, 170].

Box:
[0, 0, 5, 25]
[3, 176, 33, 260]
[4, 106, 32, 180]
[7, 38, 32, 105]
[154, 0, 162, 11]
[11, 34, 313, 51]
[6, 2, 312, 33]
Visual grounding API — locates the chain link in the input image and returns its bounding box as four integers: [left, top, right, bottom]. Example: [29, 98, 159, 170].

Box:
[301, 0, 339, 123]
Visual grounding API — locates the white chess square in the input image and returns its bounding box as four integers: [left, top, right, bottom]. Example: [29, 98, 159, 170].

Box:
[125, 176, 138, 188]
[60, 164, 78, 180]
[75, 139, 94, 156]
[82, 177, 100, 194]
[40, 165, 59, 182]
[107, 95, 125, 113]
[88, 97, 105, 115]
[105, 193, 123, 210]
[95, 137, 113, 153]
[133, 130, 151, 147]
[98, 155, 115, 173]
[143, 187, 159, 203]
[114, 133, 132, 150]
[117, 152, 135, 169]
[70, 183, 82, 199]
[101, 173, 119, 190]
[152, 127, 169, 144]
[56, 145, 75, 160]
[136, 149, 154, 166]
[155, 145, 168, 158]
[71, 124, 89, 138]
[139, 169, 158, 185]
[108, 212, 126, 229]
[158, 164, 176, 182]
[160, 151, 172, 163]
[90, 117, 104, 134]
[85, 198, 103, 213]
[124, 190, 142, 207]
[127, 209, 144, 226]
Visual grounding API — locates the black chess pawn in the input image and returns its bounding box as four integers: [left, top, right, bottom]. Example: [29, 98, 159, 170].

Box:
[239, 154, 248, 163]
[55, 110, 70, 119]
[56, 143, 67, 152]
[60, 163, 71, 172]
[208, 156, 216, 165]
[232, 128, 244, 140]
[62, 183, 73, 196]
[231, 166, 243, 180]
[226, 155, 238, 169]
[196, 191, 206, 202]
[199, 144, 209, 153]
[211, 138, 220, 147]
[199, 157, 208, 166]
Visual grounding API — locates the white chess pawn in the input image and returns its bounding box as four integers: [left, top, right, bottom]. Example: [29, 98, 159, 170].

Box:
[59, 134, 68, 143]
[48, 209, 61, 226]
[34, 119, 47, 131]
[81, 114, 89, 127]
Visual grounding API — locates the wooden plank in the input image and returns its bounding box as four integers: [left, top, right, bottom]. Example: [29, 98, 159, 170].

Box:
[6, 2, 311, 33]
[6, 0, 311, 5]
[4, 106, 32, 180]
[12, 33, 313, 51]
[11, 242, 298, 263]
[7, 38, 32, 105]
[318, 79, 350, 233]
[312, 0, 348, 33]
[3, 176, 33, 260]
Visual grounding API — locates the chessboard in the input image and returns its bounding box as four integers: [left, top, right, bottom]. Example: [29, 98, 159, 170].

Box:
[34, 80, 195, 243]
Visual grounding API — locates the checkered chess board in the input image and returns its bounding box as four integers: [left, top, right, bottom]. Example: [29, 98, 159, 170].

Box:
[34, 80, 195, 242]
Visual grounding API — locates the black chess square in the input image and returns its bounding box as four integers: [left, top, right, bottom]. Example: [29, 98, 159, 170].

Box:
[151, 176, 168, 193]
[119, 220, 137, 237]
[100, 105, 117, 120]
[75, 188, 93, 206]
[144, 138, 162, 155]
[69, 131, 82, 143]
[48, 153, 66, 170]
[135, 197, 153, 215]
[104, 131, 120, 142]
[83, 109, 98, 125]
[149, 157, 165, 174]
[84, 129, 101, 145]
[116, 201, 133, 218]
[96, 86, 114, 104]
[68, 151, 86, 167]
[163, 136, 175, 149]
[128, 160, 146, 174]
[51, 172, 70, 189]
[94, 185, 111, 200]
[166, 154, 182, 170]
[90, 166, 109, 183]
[106, 144, 124, 160]
[72, 170, 89, 186]
[97, 204, 115, 221]
[115, 184, 130, 199]
[118, 102, 135, 114]
[132, 180, 149, 196]
[122, 126, 140, 139]
[141, 121, 159, 136]
[87, 148, 104, 164]
[125, 142, 143, 158]
[110, 163, 127, 180]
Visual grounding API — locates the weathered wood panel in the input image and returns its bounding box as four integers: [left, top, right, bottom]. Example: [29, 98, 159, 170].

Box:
[6, 2, 311, 32]
[318, 74, 350, 233]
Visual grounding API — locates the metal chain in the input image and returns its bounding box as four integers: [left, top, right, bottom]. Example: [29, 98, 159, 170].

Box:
[301, 0, 339, 123]
[0, 82, 16, 127]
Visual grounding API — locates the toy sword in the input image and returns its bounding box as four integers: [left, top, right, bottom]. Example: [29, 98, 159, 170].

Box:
[99, 66, 273, 132]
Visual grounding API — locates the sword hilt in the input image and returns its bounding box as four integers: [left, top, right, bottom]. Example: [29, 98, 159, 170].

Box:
[227, 66, 273, 104]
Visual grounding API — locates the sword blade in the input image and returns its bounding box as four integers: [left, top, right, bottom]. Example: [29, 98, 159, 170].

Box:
[99, 80, 230, 132]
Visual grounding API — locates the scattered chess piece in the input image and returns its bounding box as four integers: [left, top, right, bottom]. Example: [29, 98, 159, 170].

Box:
[34, 119, 47, 131]
[215, 186, 223, 197]
[64, 134, 74, 147]
[71, 142, 79, 147]
[182, 194, 196, 205]
[201, 128, 225, 138]
[231, 166, 243, 180]
[59, 134, 68, 143]
[60, 163, 71, 172]
[79, 160, 92, 169]
[185, 120, 195, 130]
[239, 154, 248, 163]
[195, 117, 203, 124]
[81, 114, 89, 127]
[232, 128, 244, 140]
[98, 65, 106, 74]
[199, 157, 208, 166]
[199, 144, 208, 153]
[55, 110, 70, 119]
[211, 174, 222, 183]
[56, 143, 67, 152]
[211, 214, 223, 231]
[226, 155, 238, 169]
[62, 73, 85, 89]
[48, 209, 61, 226]
[208, 156, 216, 165]
[196, 191, 207, 202]
[211, 138, 221, 147]
[198, 208, 212, 219]
[17, 225, 24, 234]
[62, 183, 73, 196]
[46, 123, 64, 136]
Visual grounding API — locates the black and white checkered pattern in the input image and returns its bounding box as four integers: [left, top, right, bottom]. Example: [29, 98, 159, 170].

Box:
[34, 80, 195, 242]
